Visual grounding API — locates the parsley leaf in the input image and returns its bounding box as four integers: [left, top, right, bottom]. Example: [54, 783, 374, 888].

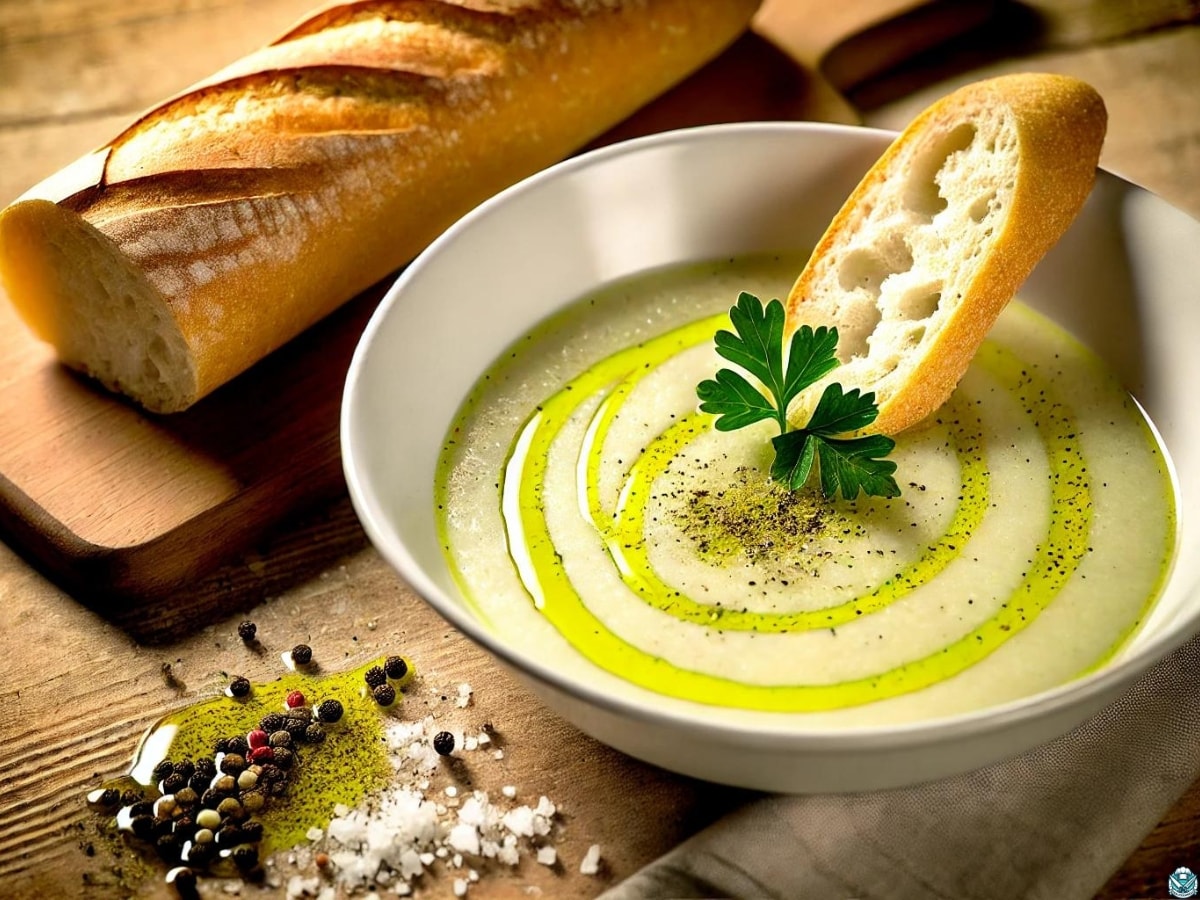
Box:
[696, 293, 900, 501]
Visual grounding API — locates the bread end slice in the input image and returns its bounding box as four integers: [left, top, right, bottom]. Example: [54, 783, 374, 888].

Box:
[0, 199, 197, 413]
[785, 73, 1107, 434]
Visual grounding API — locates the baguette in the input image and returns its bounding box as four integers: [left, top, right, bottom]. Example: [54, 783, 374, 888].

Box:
[0, 0, 759, 413]
[785, 73, 1107, 434]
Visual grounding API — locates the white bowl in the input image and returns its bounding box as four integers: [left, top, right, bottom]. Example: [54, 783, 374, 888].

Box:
[342, 123, 1200, 792]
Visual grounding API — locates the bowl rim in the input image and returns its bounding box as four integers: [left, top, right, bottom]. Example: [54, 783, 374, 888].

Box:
[342, 119, 1199, 751]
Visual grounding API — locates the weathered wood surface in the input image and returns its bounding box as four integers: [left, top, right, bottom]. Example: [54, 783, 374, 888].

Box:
[0, 1, 1197, 898]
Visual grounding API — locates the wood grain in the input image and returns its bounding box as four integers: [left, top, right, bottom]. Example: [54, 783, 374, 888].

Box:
[1, 1, 1198, 899]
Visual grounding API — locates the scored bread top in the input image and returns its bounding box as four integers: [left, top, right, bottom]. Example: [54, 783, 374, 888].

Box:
[0, 0, 760, 412]
[785, 73, 1107, 434]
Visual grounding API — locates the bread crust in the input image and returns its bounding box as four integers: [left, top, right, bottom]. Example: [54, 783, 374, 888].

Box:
[0, 0, 759, 412]
[785, 73, 1107, 434]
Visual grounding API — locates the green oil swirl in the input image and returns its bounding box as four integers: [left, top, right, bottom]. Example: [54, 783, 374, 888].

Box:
[435, 276, 1176, 714]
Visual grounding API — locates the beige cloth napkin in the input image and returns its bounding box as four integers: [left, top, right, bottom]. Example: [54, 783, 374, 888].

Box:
[602, 635, 1200, 900]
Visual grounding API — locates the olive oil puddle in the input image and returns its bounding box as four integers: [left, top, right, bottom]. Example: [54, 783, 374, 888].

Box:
[87, 658, 412, 876]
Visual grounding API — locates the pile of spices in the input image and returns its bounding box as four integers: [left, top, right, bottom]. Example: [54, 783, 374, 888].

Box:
[87, 653, 416, 897]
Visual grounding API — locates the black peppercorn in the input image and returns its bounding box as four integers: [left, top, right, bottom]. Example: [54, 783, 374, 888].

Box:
[226, 736, 250, 756]
[169, 866, 199, 899]
[173, 814, 196, 840]
[268, 730, 293, 749]
[173, 760, 196, 780]
[284, 717, 310, 740]
[153, 816, 176, 839]
[272, 747, 294, 770]
[216, 824, 245, 848]
[152, 759, 175, 783]
[213, 738, 230, 755]
[237, 621, 257, 643]
[259, 712, 285, 734]
[290, 644, 313, 665]
[195, 758, 216, 779]
[186, 840, 216, 867]
[130, 814, 157, 840]
[162, 773, 187, 795]
[129, 800, 155, 819]
[304, 723, 326, 744]
[121, 789, 144, 807]
[364, 666, 387, 688]
[229, 676, 251, 698]
[188, 773, 209, 795]
[219, 754, 246, 776]
[372, 683, 396, 706]
[174, 787, 198, 808]
[155, 832, 183, 862]
[232, 843, 259, 870]
[432, 731, 455, 756]
[240, 820, 264, 843]
[97, 788, 121, 808]
[316, 699, 344, 723]
[384, 655, 408, 680]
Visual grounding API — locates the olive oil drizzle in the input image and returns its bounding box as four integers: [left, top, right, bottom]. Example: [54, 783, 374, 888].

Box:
[485, 314, 1103, 711]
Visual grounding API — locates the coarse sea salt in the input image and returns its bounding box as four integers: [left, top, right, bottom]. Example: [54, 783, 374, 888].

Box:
[279, 711, 564, 895]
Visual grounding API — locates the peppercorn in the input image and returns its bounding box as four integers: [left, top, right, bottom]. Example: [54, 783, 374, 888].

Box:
[226, 736, 250, 757]
[217, 797, 244, 821]
[129, 800, 155, 819]
[232, 843, 259, 871]
[304, 723, 326, 744]
[155, 796, 178, 818]
[197, 807, 222, 829]
[384, 655, 409, 680]
[258, 712, 285, 733]
[219, 753, 246, 776]
[285, 689, 307, 709]
[229, 676, 251, 698]
[172, 760, 196, 780]
[168, 865, 199, 899]
[156, 832, 183, 862]
[258, 763, 283, 784]
[213, 738, 230, 755]
[237, 769, 258, 791]
[240, 789, 266, 814]
[214, 774, 237, 794]
[247, 729, 269, 750]
[193, 827, 214, 845]
[316, 699, 344, 723]
[162, 773, 187, 795]
[200, 789, 223, 809]
[130, 814, 157, 840]
[152, 759, 175, 783]
[432, 731, 455, 756]
[174, 787, 198, 808]
[248, 746, 275, 766]
[272, 747, 294, 770]
[186, 840, 216, 867]
[97, 788, 121, 808]
[194, 758, 216, 779]
[184, 772, 205, 794]
[216, 824, 245, 848]
[290, 644, 313, 666]
[268, 730, 293, 749]
[172, 814, 196, 840]
[237, 621, 257, 643]
[121, 789, 144, 807]
[315, 851, 331, 869]
[240, 820, 264, 843]
[284, 717, 310, 740]
[153, 816, 175, 838]
[364, 666, 387, 688]
[372, 683, 396, 707]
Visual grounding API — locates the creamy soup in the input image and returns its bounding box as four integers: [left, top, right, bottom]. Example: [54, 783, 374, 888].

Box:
[434, 255, 1176, 727]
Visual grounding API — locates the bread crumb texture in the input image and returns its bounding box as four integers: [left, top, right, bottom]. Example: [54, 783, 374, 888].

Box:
[787, 73, 1106, 434]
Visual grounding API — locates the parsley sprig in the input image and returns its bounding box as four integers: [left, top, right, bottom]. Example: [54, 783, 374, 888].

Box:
[696, 292, 901, 500]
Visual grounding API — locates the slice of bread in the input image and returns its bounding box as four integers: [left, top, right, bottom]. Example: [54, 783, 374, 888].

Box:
[785, 73, 1107, 434]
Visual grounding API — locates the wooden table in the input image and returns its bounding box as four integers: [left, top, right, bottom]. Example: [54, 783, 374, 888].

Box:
[1, 2, 1197, 898]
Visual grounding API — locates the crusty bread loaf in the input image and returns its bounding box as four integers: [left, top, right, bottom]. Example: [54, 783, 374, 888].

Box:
[0, 0, 759, 413]
[785, 73, 1107, 434]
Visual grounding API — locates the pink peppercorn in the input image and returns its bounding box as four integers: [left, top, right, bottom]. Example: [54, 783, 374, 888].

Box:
[247, 729, 269, 749]
[285, 690, 306, 709]
[248, 746, 275, 765]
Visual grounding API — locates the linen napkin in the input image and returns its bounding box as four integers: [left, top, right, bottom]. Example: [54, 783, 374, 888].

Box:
[602, 634, 1200, 900]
